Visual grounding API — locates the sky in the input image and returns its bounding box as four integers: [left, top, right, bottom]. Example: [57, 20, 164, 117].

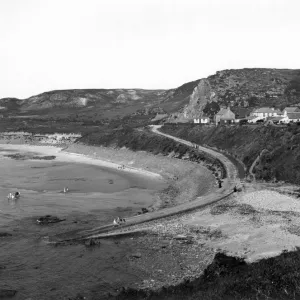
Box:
[0, 0, 299, 99]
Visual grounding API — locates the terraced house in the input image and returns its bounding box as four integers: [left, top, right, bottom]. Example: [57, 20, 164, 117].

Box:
[215, 107, 235, 125]
[280, 107, 300, 123]
[251, 107, 280, 119]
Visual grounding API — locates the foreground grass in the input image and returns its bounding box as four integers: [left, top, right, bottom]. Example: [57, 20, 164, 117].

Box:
[115, 250, 300, 300]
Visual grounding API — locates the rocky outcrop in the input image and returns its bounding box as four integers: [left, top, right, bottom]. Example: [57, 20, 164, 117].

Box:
[183, 79, 216, 119]
[167, 79, 217, 122]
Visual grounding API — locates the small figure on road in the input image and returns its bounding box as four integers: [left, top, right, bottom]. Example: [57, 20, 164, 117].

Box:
[218, 180, 222, 188]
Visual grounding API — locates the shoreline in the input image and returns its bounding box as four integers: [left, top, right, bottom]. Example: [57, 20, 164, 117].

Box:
[0, 135, 216, 212]
[0, 143, 163, 180]
[0, 132, 226, 299]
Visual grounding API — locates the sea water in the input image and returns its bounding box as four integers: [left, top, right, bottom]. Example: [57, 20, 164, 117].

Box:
[0, 145, 166, 299]
[0, 146, 165, 224]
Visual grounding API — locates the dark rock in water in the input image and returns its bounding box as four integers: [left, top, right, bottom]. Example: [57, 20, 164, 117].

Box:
[161, 240, 170, 248]
[141, 207, 149, 214]
[32, 155, 56, 160]
[0, 289, 17, 298]
[108, 179, 114, 184]
[4, 153, 26, 160]
[36, 215, 65, 225]
[0, 232, 12, 237]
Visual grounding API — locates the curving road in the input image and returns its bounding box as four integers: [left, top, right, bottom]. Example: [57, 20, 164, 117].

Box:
[51, 125, 239, 243]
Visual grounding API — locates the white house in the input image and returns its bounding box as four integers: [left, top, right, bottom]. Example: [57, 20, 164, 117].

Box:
[194, 115, 210, 124]
[283, 107, 300, 117]
[251, 107, 280, 119]
[287, 112, 300, 122]
[215, 107, 235, 124]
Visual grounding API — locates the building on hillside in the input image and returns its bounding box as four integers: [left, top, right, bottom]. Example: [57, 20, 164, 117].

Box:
[194, 115, 210, 124]
[215, 107, 235, 125]
[251, 107, 280, 119]
[287, 112, 300, 122]
[231, 107, 252, 123]
[283, 107, 300, 117]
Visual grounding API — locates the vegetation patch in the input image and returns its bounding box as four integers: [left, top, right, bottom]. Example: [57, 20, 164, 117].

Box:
[210, 204, 235, 215]
[234, 204, 257, 216]
[114, 249, 300, 300]
[161, 124, 300, 184]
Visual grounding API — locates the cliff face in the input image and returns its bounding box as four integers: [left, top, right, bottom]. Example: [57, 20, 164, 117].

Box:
[168, 79, 216, 122]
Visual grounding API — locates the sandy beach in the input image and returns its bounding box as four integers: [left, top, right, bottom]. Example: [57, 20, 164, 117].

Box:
[0, 143, 163, 180]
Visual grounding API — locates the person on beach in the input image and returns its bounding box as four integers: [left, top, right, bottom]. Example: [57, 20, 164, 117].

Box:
[113, 219, 119, 226]
[63, 187, 69, 193]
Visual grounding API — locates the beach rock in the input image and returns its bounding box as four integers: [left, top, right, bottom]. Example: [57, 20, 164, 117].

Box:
[84, 238, 100, 247]
[36, 215, 65, 225]
[131, 252, 142, 258]
[0, 232, 12, 237]
[173, 234, 189, 240]
[161, 240, 170, 248]
[213, 252, 246, 268]
[0, 289, 17, 298]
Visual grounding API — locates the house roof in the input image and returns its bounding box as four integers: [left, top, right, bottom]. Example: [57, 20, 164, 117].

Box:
[285, 107, 300, 113]
[216, 108, 229, 115]
[216, 108, 235, 116]
[231, 107, 252, 118]
[287, 112, 300, 120]
[253, 107, 280, 113]
[201, 115, 210, 119]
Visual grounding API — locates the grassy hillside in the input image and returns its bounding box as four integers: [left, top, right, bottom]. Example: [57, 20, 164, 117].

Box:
[208, 68, 300, 109]
[77, 126, 226, 177]
[161, 124, 300, 184]
[1, 68, 300, 124]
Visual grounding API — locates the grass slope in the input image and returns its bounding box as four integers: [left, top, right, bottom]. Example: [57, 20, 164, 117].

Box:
[161, 124, 300, 184]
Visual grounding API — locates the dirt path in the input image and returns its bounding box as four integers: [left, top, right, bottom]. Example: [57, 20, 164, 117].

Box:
[248, 149, 267, 181]
[50, 125, 239, 243]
